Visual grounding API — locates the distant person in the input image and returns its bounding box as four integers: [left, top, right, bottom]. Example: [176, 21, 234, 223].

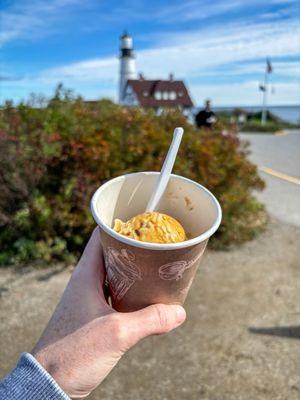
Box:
[195, 99, 217, 128]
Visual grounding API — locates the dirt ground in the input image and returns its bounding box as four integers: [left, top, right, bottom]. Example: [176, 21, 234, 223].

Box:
[1, 219, 300, 400]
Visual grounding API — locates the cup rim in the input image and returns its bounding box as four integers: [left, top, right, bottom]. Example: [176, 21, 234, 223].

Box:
[91, 172, 222, 250]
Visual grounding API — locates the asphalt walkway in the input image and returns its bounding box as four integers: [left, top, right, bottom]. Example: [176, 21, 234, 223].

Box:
[240, 129, 300, 227]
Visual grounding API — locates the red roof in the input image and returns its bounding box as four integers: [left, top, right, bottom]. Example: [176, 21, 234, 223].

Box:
[126, 79, 193, 108]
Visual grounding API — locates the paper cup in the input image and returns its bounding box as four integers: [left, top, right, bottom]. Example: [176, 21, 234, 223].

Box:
[91, 172, 221, 312]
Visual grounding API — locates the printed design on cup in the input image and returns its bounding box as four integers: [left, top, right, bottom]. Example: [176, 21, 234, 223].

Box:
[104, 247, 142, 301]
[158, 249, 204, 281]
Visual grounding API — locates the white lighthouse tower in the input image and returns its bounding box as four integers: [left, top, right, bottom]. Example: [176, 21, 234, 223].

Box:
[119, 32, 136, 104]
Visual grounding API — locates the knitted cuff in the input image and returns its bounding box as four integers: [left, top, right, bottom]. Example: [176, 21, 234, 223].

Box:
[0, 352, 70, 400]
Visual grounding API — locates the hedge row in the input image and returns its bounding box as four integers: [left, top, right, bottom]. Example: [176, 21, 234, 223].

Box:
[0, 86, 266, 265]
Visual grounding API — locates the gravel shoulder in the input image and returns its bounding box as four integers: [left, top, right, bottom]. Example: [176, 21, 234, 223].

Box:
[1, 219, 300, 400]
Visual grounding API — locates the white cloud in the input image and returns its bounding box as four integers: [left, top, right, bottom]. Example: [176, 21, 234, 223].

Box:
[155, 0, 247, 22]
[191, 81, 300, 106]
[2, 75, 299, 106]
[0, 77, 117, 103]
[1, 7, 299, 105]
[154, 0, 299, 23]
[38, 18, 299, 81]
[41, 58, 118, 83]
[1, 0, 299, 48]
[196, 60, 300, 78]
[271, 0, 299, 4]
[0, 0, 85, 46]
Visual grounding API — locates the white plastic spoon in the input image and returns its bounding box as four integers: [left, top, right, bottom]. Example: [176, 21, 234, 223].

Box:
[145, 127, 184, 212]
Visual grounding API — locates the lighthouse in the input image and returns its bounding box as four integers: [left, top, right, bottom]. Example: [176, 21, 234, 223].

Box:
[119, 32, 136, 104]
[117, 32, 193, 112]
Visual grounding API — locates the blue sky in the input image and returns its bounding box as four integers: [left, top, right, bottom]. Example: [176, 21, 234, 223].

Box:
[1, 0, 300, 106]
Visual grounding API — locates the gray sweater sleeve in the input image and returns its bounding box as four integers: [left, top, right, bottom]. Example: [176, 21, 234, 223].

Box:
[0, 353, 70, 400]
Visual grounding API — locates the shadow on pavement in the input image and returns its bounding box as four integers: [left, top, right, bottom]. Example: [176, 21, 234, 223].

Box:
[249, 325, 300, 339]
[0, 287, 8, 298]
[36, 265, 67, 281]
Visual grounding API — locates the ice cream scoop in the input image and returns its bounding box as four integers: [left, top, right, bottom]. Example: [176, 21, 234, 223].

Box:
[113, 212, 186, 244]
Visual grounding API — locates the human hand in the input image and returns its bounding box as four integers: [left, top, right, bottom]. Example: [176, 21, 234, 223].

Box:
[32, 228, 186, 399]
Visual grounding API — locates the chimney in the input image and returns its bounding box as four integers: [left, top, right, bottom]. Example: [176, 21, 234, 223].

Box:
[138, 72, 145, 80]
[169, 73, 174, 81]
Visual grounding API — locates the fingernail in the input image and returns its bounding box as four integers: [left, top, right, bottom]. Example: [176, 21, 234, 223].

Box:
[175, 306, 186, 325]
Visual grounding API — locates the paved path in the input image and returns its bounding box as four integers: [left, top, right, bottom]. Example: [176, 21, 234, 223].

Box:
[240, 129, 300, 227]
[1, 220, 300, 399]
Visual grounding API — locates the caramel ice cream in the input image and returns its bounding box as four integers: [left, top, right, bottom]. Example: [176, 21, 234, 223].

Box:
[113, 212, 186, 244]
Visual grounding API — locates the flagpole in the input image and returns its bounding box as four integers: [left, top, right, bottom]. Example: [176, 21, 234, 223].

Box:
[261, 68, 268, 126]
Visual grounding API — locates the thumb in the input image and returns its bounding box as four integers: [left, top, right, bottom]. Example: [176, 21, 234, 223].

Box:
[119, 304, 186, 349]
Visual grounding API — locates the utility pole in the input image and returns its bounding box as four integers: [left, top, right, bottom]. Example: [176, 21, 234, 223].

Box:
[261, 58, 272, 126]
[261, 70, 268, 125]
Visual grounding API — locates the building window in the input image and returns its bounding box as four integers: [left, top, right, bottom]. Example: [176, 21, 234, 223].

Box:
[169, 91, 176, 100]
[143, 91, 148, 97]
[155, 91, 162, 100]
[178, 92, 183, 97]
[163, 91, 169, 100]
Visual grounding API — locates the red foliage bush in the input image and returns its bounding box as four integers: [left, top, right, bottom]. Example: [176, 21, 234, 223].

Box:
[0, 86, 265, 265]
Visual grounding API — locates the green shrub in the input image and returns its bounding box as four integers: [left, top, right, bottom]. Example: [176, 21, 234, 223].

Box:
[239, 110, 296, 133]
[216, 108, 298, 133]
[0, 85, 266, 265]
[241, 119, 284, 133]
